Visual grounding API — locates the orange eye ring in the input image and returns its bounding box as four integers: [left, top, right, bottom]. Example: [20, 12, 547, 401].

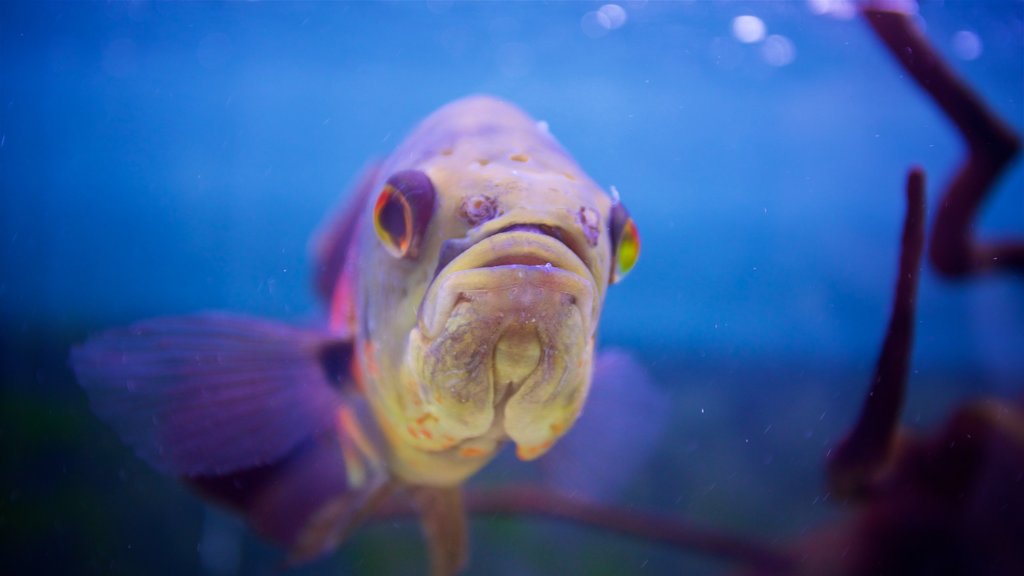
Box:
[374, 184, 413, 257]
[373, 170, 436, 259]
[609, 202, 640, 284]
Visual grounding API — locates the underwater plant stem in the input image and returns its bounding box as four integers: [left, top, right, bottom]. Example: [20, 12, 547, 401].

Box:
[373, 486, 793, 572]
[863, 7, 1023, 277]
[827, 169, 926, 497]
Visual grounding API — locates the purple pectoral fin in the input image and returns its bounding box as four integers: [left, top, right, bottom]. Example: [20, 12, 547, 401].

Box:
[190, 426, 391, 564]
[541, 349, 670, 502]
[71, 313, 352, 477]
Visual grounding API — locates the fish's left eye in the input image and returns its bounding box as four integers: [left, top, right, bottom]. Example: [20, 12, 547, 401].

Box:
[609, 202, 640, 284]
[373, 170, 436, 259]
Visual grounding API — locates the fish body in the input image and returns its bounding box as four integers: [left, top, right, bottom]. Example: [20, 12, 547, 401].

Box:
[72, 95, 640, 572]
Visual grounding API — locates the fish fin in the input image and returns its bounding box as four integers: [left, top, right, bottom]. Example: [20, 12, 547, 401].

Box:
[70, 313, 353, 476]
[409, 485, 469, 576]
[285, 473, 393, 566]
[284, 403, 391, 564]
[312, 161, 381, 305]
[539, 349, 670, 502]
[188, 398, 392, 565]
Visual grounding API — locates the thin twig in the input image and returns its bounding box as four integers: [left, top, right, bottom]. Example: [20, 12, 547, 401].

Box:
[371, 485, 794, 573]
[863, 7, 1022, 277]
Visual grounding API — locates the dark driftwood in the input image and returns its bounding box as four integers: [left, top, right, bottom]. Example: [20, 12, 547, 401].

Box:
[863, 8, 1022, 277]
[826, 169, 926, 497]
[371, 485, 794, 573]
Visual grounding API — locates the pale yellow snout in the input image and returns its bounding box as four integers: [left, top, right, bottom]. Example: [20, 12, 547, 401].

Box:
[406, 230, 598, 459]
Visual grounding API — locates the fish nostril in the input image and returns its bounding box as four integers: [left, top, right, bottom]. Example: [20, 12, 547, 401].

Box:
[460, 194, 498, 226]
[576, 207, 600, 247]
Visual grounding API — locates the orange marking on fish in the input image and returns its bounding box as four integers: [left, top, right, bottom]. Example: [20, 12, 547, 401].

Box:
[458, 446, 488, 458]
[407, 424, 420, 439]
[516, 439, 554, 461]
[363, 340, 380, 379]
[350, 350, 367, 394]
[328, 261, 358, 334]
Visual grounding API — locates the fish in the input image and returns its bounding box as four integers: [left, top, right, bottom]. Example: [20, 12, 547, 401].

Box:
[71, 95, 643, 575]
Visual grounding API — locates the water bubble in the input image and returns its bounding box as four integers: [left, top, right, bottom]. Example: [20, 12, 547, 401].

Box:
[761, 34, 796, 67]
[598, 4, 628, 29]
[582, 4, 628, 38]
[732, 15, 766, 44]
[952, 30, 982, 61]
[805, 0, 857, 19]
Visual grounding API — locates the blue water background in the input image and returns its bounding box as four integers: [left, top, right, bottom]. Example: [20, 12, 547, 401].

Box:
[2, 1, 1022, 575]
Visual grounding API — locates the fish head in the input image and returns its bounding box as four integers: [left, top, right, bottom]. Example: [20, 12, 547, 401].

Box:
[355, 97, 639, 483]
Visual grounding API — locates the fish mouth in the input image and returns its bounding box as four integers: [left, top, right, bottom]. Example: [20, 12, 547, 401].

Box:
[433, 224, 596, 280]
[418, 228, 597, 339]
[406, 227, 597, 460]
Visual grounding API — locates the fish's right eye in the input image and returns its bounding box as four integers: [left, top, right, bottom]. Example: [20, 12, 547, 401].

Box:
[373, 170, 436, 259]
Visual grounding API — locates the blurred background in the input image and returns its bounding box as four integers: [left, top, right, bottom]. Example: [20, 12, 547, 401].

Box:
[2, 1, 1021, 574]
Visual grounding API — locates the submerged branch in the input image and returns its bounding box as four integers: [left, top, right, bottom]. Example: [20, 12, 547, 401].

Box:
[827, 168, 925, 498]
[863, 6, 1022, 277]
[372, 485, 793, 573]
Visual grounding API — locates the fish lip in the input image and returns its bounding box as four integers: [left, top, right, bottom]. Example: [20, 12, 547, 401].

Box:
[433, 223, 596, 281]
[418, 230, 596, 339]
